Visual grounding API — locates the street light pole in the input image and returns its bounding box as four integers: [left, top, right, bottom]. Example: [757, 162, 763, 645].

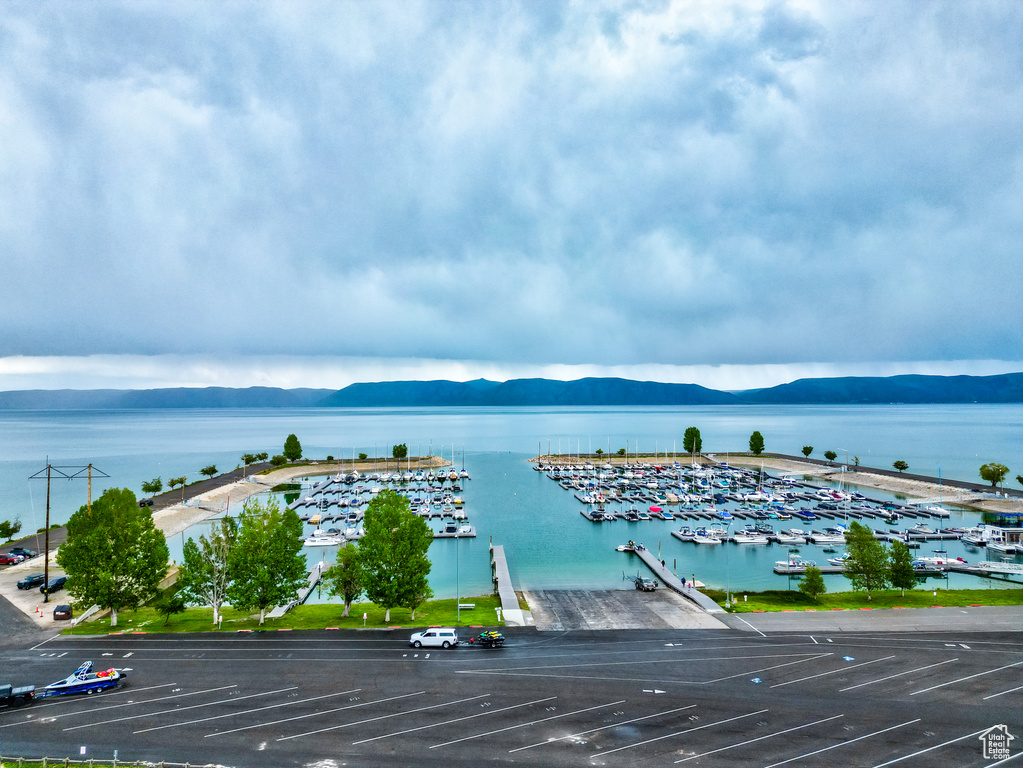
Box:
[455, 536, 460, 624]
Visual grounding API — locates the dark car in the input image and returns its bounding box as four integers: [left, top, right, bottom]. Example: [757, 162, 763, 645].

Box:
[0, 553, 25, 565]
[40, 576, 68, 595]
[9, 547, 37, 559]
[138, 498, 154, 507]
[17, 573, 46, 590]
[52, 604, 73, 620]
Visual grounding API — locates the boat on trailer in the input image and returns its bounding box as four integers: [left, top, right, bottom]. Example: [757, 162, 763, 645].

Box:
[40, 661, 126, 697]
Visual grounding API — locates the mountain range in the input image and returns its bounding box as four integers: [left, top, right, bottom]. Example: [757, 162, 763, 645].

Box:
[0, 372, 1020, 409]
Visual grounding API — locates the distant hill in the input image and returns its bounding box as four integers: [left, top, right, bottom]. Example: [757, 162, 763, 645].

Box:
[738, 373, 1023, 404]
[320, 377, 739, 406]
[0, 387, 333, 410]
[0, 373, 1020, 409]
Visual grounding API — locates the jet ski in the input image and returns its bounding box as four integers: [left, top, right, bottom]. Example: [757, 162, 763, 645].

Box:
[39, 661, 126, 697]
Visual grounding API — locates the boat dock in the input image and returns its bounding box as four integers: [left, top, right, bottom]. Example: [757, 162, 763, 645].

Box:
[490, 543, 531, 626]
[267, 560, 326, 619]
[618, 545, 724, 613]
[433, 525, 476, 539]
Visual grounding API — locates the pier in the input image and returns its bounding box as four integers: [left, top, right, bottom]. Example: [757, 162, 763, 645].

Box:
[618, 545, 724, 613]
[490, 543, 531, 626]
[267, 560, 326, 619]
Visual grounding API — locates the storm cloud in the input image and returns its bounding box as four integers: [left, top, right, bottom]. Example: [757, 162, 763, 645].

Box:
[1, 1, 1020, 380]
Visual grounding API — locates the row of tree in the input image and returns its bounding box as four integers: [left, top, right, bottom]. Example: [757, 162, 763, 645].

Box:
[177, 489, 433, 624]
[797, 521, 924, 601]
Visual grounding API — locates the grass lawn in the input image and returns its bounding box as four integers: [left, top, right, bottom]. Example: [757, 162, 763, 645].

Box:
[65, 595, 503, 635]
[704, 587, 1023, 612]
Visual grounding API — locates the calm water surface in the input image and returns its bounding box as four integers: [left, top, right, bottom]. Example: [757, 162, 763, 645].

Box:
[2, 405, 1020, 595]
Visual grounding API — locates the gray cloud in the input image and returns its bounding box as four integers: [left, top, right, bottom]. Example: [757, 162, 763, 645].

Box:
[0, 0, 1020, 370]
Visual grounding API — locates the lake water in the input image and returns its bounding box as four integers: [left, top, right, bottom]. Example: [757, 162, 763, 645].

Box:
[2, 405, 1021, 596]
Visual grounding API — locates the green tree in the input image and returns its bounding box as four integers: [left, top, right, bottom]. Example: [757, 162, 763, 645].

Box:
[979, 463, 1010, 488]
[153, 585, 187, 626]
[853, 456, 860, 467]
[359, 452, 368, 460]
[322, 543, 364, 618]
[178, 516, 238, 624]
[801, 446, 813, 458]
[241, 453, 259, 478]
[595, 448, 604, 456]
[892, 460, 909, 473]
[392, 443, 408, 459]
[0, 519, 22, 542]
[256, 452, 269, 462]
[683, 427, 702, 454]
[888, 540, 922, 596]
[227, 497, 307, 625]
[617, 448, 626, 456]
[283, 434, 303, 462]
[141, 477, 163, 495]
[824, 450, 838, 462]
[402, 577, 434, 621]
[169, 476, 187, 501]
[359, 489, 433, 622]
[798, 565, 827, 600]
[1017, 474, 1023, 488]
[56, 488, 169, 626]
[200, 465, 218, 480]
[748, 431, 765, 456]
[843, 520, 890, 599]
[270, 454, 288, 467]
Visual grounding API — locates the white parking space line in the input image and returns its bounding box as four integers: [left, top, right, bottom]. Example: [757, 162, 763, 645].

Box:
[207, 690, 426, 738]
[675, 714, 845, 764]
[983, 682, 1023, 700]
[352, 696, 557, 745]
[986, 751, 1023, 766]
[870, 727, 990, 767]
[599, 708, 770, 756]
[133, 688, 362, 734]
[0, 685, 237, 729]
[278, 693, 491, 742]
[22, 683, 178, 711]
[761, 719, 920, 767]
[63, 686, 298, 731]
[428, 699, 627, 749]
[467, 651, 828, 676]
[732, 616, 767, 637]
[839, 659, 958, 692]
[28, 634, 62, 651]
[509, 704, 698, 753]
[770, 656, 897, 688]
[704, 654, 832, 684]
[910, 661, 1023, 696]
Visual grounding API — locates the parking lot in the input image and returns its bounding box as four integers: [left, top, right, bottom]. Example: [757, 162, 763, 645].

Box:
[2, 625, 1021, 766]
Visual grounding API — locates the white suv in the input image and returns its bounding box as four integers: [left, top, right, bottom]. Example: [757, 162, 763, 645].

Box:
[409, 628, 459, 649]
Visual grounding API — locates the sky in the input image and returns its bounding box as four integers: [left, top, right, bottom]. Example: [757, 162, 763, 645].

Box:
[1, 1, 1021, 392]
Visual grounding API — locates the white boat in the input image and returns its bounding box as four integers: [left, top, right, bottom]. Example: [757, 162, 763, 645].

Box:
[775, 533, 806, 544]
[808, 530, 845, 544]
[732, 532, 769, 544]
[303, 533, 343, 547]
[827, 553, 852, 567]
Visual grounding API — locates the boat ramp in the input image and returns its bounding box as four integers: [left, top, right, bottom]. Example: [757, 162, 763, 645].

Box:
[617, 544, 724, 614]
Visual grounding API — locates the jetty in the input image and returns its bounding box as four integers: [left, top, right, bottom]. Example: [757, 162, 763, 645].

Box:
[267, 560, 326, 619]
[617, 544, 724, 613]
[490, 542, 531, 626]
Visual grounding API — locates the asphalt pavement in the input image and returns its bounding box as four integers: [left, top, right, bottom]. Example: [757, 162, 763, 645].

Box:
[2, 622, 1021, 766]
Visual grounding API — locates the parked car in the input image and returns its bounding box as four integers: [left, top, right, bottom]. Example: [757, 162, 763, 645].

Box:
[40, 576, 68, 595]
[9, 547, 37, 559]
[17, 573, 46, 590]
[53, 604, 73, 620]
[408, 628, 460, 649]
[0, 552, 25, 565]
[138, 498, 154, 507]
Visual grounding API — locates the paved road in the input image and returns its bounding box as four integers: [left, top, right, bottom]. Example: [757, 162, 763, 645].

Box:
[2, 623, 1021, 766]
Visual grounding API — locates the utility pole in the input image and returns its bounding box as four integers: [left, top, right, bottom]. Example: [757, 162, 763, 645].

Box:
[29, 463, 108, 603]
